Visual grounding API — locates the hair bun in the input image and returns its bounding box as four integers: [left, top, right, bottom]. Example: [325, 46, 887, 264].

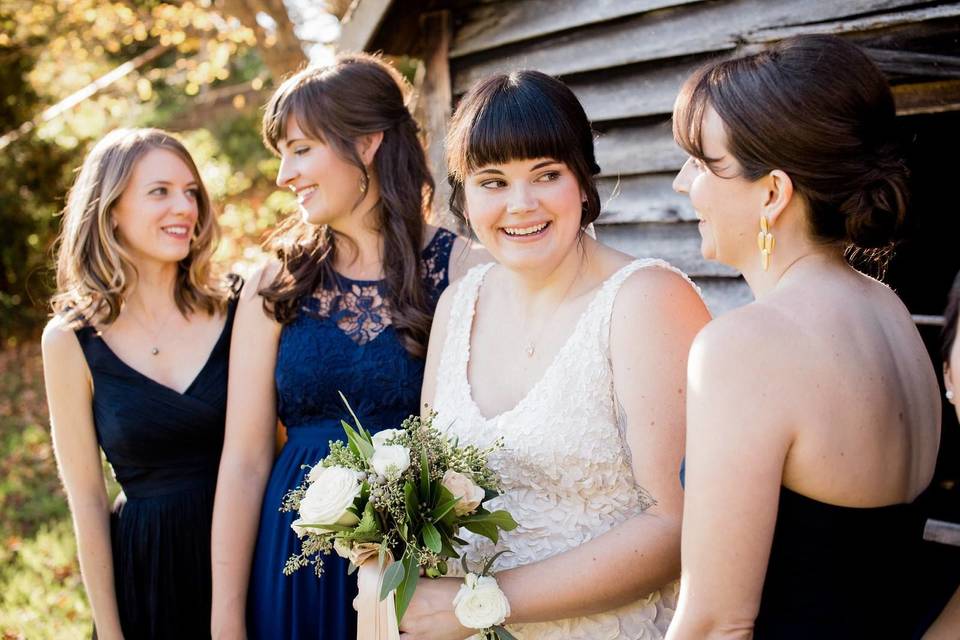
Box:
[840, 156, 909, 248]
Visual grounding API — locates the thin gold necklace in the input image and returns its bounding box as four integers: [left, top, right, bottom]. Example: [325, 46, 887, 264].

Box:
[521, 269, 581, 358]
[123, 305, 178, 356]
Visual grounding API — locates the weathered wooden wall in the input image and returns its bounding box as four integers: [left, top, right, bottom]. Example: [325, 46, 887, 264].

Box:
[439, 0, 960, 315]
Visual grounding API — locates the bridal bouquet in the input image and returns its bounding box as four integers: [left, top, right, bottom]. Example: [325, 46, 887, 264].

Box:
[281, 394, 518, 624]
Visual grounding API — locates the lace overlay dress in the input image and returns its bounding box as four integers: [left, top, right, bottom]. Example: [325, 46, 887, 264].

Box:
[247, 229, 457, 640]
[433, 259, 698, 640]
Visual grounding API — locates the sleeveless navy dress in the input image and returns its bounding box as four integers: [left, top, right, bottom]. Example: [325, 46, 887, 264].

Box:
[75, 295, 238, 639]
[247, 228, 457, 640]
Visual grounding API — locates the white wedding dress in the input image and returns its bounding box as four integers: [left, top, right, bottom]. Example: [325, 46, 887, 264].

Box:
[433, 259, 698, 640]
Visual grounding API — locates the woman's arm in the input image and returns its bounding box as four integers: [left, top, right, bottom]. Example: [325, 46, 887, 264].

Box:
[401, 268, 709, 639]
[210, 268, 282, 639]
[42, 319, 124, 639]
[665, 309, 794, 640]
[924, 586, 960, 640]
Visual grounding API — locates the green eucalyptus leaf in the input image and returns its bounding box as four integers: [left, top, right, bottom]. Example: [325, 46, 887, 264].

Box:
[494, 626, 519, 640]
[395, 553, 420, 621]
[422, 522, 442, 553]
[463, 520, 499, 543]
[379, 560, 405, 601]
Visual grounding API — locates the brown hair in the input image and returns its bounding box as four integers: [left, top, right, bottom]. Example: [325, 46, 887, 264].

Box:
[260, 53, 434, 357]
[51, 128, 225, 327]
[446, 70, 601, 228]
[673, 34, 908, 249]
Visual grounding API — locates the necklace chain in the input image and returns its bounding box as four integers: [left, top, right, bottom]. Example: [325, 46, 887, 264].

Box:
[123, 304, 178, 356]
[522, 270, 581, 358]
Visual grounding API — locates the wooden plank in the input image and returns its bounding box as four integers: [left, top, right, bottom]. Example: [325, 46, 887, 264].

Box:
[569, 56, 706, 123]
[337, 0, 394, 53]
[893, 79, 960, 115]
[451, 0, 703, 58]
[451, 0, 930, 94]
[595, 121, 685, 177]
[596, 173, 696, 224]
[418, 10, 457, 227]
[924, 519, 960, 547]
[695, 276, 754, 316]
[745, 3, 960, 44]
[595, 221, 739, 278]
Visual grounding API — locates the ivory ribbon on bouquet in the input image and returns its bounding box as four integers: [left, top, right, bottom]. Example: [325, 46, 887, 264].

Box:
[354, 544, 400, 640]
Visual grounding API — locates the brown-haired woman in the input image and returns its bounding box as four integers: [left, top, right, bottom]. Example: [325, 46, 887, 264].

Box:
[667, 35, 940, 638]
[42, 128, 238, 638]
[209, 53, 486, 639]
[925, 272, 960, 639]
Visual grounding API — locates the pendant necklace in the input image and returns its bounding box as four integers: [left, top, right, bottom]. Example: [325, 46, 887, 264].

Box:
[125, 305, 177, 356]
[522, 270, 581, 358]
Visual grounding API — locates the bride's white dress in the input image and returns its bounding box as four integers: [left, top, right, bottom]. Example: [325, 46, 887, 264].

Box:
[433, 259, 697, 640]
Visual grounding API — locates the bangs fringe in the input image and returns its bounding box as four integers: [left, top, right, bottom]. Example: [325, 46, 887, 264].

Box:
[449, 75, 583, 179]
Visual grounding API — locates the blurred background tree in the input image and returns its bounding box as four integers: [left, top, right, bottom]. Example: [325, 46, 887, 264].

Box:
[0, 0, 346, 345]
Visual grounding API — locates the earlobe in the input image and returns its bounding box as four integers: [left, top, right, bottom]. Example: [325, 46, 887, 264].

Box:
[945, 363, 955, 404]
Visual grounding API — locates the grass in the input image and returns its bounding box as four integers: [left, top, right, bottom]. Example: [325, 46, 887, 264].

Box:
[0, 342, 95, 639]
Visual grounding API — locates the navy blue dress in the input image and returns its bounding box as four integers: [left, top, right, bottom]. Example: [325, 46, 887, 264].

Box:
[247, 228, 457, 639]
[75, 296, 238, 639]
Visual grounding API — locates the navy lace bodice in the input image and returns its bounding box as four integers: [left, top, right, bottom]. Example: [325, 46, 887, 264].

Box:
[275, 227, 456, 431]
[247, 227, 458, 640]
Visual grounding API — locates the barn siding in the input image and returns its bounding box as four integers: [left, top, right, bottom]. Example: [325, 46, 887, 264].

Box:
[352, 0, 960, 315]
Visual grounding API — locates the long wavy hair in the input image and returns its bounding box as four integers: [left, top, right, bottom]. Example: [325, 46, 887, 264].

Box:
[51, 128, 226, 326]
[260, 53, 435, 358]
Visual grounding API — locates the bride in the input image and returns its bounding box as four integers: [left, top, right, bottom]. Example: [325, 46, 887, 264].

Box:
[398, 71, 711, 639]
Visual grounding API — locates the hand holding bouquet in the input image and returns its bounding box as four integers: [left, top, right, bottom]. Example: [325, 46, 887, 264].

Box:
[281, 393, 518, 624]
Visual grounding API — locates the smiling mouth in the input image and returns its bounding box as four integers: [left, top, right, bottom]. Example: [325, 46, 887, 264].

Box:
[501, 221, 550, 238]
[296, 186, 318, 204]
[162, 225, 191, 239]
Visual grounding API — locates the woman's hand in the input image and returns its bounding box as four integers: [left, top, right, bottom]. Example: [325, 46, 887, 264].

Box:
[399, 577, 473, 640]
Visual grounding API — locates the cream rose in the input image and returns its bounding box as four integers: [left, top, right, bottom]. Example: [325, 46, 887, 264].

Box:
[370, 444, 411, 480]
[452, 573, 510, 629]
[295, 466, 362, 531]
[371, 429, 402, 448]
[441, 469, 485, 516]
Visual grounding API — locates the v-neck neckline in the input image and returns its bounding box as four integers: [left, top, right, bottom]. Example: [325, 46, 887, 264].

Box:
[462, 262, 634, 423]
[94, 316, 230, 397]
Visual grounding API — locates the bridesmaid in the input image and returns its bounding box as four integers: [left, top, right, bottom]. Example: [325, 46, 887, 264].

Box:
[925, 272, 960, 639]
[209, 53, 486, 639]
[667, 35, 941, 638]
[42, 128, 238, 638]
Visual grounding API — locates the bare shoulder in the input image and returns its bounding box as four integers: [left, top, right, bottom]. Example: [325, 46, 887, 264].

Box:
[41, 315, 83, 360]
[240, 259, 282, 303]
[613, 260, 710, 324]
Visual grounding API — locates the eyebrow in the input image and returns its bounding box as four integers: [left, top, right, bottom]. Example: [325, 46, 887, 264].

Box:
[147, 180, 199, 187]
[279, 137, 307, 147]
[472, 159, 561, 176]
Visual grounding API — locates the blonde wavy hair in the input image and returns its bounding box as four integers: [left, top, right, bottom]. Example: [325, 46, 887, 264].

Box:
[51, 128, 226, 327]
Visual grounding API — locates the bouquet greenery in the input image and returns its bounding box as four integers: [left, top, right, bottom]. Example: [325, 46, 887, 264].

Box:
[281, 394, 518, 622]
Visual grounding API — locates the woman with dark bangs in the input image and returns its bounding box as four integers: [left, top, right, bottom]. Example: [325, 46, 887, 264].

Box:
[403, 71, 711, 638]
[209, 54, 487, 639]
[666, 36, 940, 638]
[43, 128, 238, 638]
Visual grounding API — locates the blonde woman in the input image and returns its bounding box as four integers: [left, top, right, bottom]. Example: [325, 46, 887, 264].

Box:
[42, 128, 238, 638]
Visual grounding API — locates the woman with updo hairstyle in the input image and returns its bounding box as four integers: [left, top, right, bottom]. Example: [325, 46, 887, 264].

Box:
[667, 35, 941, 638]
[43, 128, 238, 638]
[209, 53, 486, 639]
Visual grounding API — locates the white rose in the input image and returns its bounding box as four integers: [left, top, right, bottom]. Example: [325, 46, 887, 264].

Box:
[297, 466, 362, 528]
[453, 573, 511, 629]
[441, 470, 485, 516]
[369, 444, 411, 480]
[371, 429, 402, 448]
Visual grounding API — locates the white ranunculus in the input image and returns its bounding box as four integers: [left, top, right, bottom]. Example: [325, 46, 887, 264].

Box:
[369, 444, 411, 480]
[291, 518, 310, 538]
[453, 573, 511, 629]
[441, 469, 485, 516]
[297, 466, 362, 527]
[371, 429, 402, 448]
